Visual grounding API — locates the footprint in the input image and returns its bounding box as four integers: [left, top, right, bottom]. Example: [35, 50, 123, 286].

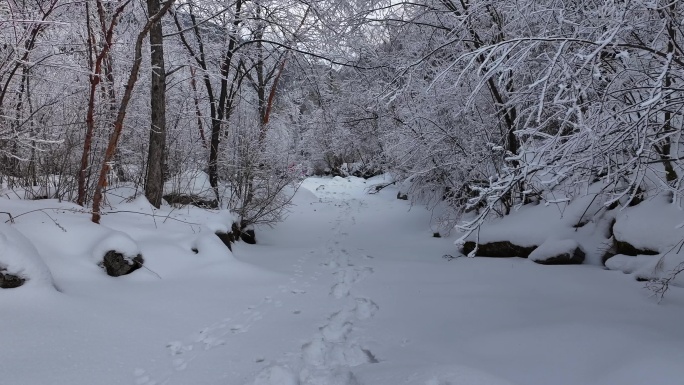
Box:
[330, 283, 350, 299]
[133, 369, 156, 385]
[202, 336, 225, 350]
[166, 341, 192, 356]
[302, 337, 327, 367]
[173, 357, 187, 371]
[320, 319, 352, 343]
[354, 298, 379, 320]
[291, 289, 306, 294]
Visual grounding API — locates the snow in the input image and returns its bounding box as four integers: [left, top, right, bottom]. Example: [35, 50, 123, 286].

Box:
[163, 170, 216, 200]
[1, 176, 684, 385]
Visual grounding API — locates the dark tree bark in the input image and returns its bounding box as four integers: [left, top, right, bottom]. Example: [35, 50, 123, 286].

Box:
[144, 0, 168, 208]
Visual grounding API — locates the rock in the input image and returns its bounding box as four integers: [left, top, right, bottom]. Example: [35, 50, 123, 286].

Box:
[397, 192, 408, 200]
[462, 241, 537, 258]
[529, 239, 585, 265]
[0, 270, 25, 289]
[614, 239, 658, 256]
[215, 231, 235, 251]
[100, 250, 144, 277]
[241, 228, 256, 244]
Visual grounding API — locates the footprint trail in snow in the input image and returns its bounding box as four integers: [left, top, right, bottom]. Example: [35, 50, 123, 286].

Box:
[251, 192, 380, 385]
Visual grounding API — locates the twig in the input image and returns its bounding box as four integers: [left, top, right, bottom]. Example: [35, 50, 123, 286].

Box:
[135, 259, 162, 280]
[367, 181, 396, 194]
[0, 211, 14, 223]
[103, 210, 203, 225]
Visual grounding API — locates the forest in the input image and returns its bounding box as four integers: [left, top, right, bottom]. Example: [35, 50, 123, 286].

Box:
[3, 1, 684, 384]
[3, 0, 684, 231]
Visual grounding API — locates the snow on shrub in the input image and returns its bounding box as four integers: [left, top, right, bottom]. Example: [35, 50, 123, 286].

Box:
[0, 222, 54, 290]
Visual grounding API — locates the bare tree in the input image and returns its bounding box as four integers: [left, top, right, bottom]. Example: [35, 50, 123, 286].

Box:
[144, 0, 169, 208]
[92, 0, 176, 223]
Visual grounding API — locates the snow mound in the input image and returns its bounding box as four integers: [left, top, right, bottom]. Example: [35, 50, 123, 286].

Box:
[91, 231, 140, 263]
[0, 222, 54, 290]
[192, 232, 235, 259]
[613, 194, 684, 253]
[605, 255, 650, 274]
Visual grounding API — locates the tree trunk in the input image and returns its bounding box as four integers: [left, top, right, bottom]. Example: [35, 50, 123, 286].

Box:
[144, 0, 167, 208]
[92, 0, 175, 223]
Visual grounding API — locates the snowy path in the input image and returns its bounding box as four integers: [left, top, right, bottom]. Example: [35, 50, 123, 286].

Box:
[130, 180, 383, 385]
[3, 175, 684, 385]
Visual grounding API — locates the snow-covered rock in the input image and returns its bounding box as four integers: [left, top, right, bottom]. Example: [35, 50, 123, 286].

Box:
[92, 232, 143, 277]
[461, 185, 615, 264]
[528, 239, 585, 265]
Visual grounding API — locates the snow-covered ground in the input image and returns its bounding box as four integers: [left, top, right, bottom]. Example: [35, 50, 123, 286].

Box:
[2, 176, 684, 385]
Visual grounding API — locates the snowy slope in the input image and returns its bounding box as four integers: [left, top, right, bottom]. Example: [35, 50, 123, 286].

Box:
[1, 176, 684, 385]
